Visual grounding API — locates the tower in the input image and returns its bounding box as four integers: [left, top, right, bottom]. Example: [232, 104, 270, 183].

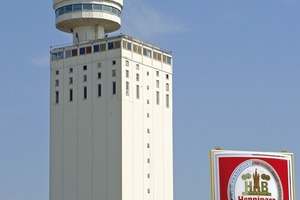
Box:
[50, 1, 173, 200]
[253, 169, 260, 192]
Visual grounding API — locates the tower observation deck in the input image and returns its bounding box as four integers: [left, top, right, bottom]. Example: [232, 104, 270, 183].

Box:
[53, 0, 123, 43]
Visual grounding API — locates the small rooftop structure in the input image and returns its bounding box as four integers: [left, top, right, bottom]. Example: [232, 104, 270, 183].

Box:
[53, 0, 123, 43]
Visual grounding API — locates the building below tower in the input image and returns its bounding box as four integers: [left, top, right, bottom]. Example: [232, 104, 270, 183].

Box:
[50, 34, 173, 200]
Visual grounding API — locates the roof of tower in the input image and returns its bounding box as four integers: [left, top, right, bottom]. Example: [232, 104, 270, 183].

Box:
[53, 0, 123, 9]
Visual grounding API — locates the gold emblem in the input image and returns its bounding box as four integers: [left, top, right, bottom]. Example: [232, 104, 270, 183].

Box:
[241, 169, 271, 196]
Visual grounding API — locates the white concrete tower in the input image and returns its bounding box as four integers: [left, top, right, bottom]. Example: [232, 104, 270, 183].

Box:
[50, 1, 173, 200]
[53, 0, 123, 43]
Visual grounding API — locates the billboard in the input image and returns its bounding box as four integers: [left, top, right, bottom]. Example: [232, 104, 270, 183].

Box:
[210, 150, 295, 200]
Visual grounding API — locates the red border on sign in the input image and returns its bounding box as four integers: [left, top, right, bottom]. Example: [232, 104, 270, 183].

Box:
[218, 157, 290, 200]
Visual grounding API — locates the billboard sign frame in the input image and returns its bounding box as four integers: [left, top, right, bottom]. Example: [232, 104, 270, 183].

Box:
[210, 150, 295, 200]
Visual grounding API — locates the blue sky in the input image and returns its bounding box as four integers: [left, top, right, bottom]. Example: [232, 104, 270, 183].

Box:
[0, 0, 299, 199]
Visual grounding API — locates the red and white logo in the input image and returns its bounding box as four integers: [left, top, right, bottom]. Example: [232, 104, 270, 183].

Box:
[228, 159, 283, 200]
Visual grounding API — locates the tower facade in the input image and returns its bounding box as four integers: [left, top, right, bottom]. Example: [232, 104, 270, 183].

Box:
[50, 1, 173, 200]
